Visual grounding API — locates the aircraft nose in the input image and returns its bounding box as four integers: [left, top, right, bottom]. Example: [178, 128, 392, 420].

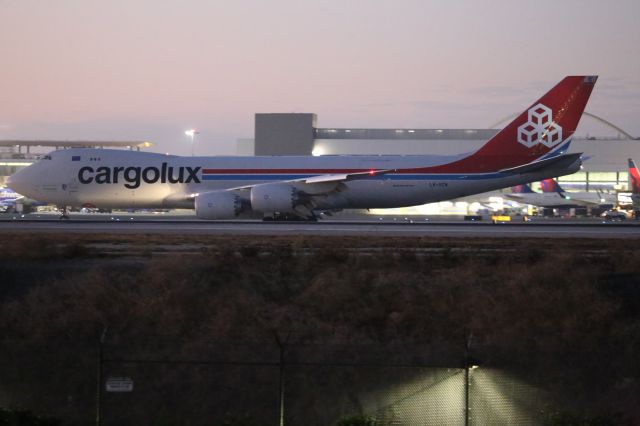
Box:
[6, 169, 32, 196]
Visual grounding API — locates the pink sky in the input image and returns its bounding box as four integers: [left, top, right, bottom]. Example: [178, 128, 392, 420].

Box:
[1, 0, 639, 155]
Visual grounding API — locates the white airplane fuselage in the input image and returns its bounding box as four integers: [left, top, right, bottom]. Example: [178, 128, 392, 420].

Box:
[504, 192, 581, 208]
[0, 187, 23, 206]
[8, 148, 582, 213]
[505, 190, 615, 209]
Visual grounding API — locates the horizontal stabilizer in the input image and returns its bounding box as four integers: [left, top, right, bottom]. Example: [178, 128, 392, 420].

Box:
[499, 153, 582, 175]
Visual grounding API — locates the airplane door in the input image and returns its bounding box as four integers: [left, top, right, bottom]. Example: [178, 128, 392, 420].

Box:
[68, 176, 79, 197]
[61, 174, 79, 205]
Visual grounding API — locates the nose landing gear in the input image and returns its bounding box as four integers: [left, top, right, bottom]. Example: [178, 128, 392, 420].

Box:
[58, 206, 70, 220]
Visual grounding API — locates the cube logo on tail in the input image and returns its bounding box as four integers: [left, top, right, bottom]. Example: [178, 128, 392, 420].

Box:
[517, 103, 563, 148]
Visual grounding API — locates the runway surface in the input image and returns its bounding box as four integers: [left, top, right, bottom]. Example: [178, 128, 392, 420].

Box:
[2, 215, 640, 238]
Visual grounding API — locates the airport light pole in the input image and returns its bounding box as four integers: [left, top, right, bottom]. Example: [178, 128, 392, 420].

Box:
[185, 129, 199, 157]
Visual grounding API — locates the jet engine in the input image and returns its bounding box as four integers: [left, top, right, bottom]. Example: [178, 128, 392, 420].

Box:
[194, 191, 242, 220]
[250, 183, 298, 213]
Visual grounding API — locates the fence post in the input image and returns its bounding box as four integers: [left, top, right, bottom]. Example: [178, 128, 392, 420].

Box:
[274, 331, 290, 426]
[96, 327, 108, 426]
[464, 332, 473, 426]
[465, 364, 470, 426]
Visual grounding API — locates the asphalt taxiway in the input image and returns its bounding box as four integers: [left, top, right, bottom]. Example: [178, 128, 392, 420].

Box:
[1, 215, 640, 238]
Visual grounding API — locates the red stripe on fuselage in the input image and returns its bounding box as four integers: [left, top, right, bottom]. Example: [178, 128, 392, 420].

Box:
[201, 168, 474, 175]
[202, 168, 368, 174]
[200, 164, 515, 174]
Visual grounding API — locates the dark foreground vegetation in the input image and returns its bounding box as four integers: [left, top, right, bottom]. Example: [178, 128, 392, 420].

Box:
[0, 234, 639, 425]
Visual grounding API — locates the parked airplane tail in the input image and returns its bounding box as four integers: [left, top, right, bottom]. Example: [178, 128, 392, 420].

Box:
[541, 178, 564, 194]
[425, 76, 597, 173]
[511, 184, 535, 194]
[0, 187, 23, 202]
[628, 158, 640, 194]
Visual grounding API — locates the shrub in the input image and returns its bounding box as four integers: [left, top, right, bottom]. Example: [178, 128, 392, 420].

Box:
[0, 408, 61, 426]
[336, 415, 377, 426]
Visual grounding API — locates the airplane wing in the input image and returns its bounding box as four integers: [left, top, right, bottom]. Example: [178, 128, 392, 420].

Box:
[564, 193, 615, 208]
[297, 168, 396, 184]
[226, 168, 396, 193]
[186, 153, 583, 218]
[167, 168, 397, 209]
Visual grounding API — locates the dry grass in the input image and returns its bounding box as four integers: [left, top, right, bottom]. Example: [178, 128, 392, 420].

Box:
[0, 231, 636, 259]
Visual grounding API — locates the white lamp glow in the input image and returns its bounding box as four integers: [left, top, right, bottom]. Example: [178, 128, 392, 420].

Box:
[185, 129, 199, 156]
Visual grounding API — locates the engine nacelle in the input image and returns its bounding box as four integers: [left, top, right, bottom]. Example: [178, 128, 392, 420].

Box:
[250, 183, 297, 213]
[195, 191, 242, 220]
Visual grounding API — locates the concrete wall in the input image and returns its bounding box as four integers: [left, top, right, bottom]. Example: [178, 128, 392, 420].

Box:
[254, 113, 316, 155]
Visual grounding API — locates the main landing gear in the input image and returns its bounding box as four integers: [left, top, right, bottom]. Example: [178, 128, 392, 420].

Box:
[263, 212, 318, 222]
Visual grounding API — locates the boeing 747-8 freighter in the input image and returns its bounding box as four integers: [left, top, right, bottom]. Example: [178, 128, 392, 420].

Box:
[7, 76, 597, 220]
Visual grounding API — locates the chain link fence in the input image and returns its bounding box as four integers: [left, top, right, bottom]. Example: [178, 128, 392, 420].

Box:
[85, 339, 549, 425]
[0, 335, 554, 425]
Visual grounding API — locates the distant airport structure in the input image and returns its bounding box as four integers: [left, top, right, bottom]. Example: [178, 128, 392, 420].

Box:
[244, 112, 639, 192]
